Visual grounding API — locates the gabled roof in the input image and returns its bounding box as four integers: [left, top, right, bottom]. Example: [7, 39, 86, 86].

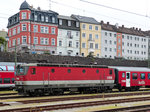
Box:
[71, 14, 99, 24]
[20, 1, 30, 10]
[58, 15, 76, 21]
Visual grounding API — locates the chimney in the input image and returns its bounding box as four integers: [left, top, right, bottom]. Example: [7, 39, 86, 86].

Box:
[136, 28, 138, 31]
[107, 22, 109, 25]
[37, 6, 41, 10]
[139, 28, 141, 31]
[122, 25, 124, 28]
[101, 20, 104, 24]
[30, 5, 33, 9]
[133, 27, 135, 30]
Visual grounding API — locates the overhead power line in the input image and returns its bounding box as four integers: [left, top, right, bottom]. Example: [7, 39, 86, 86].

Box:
[80, 0, 149, 18]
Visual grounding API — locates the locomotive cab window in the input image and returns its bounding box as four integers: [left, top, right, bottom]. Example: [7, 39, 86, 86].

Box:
[122, 73, 125, 78]
[31, 68, 36, 74]
[109, 70, 112, 75]
[140, 73, 145, 79]
[132, 73, 138, 80]
[4, 78, 10, 83]
[148, 73, 150, 79]
[0, 78, 2, 83]
[12, 78, 15, 83]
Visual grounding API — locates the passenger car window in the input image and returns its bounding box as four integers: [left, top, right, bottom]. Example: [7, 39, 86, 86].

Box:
[148, 73, 150, 79]
[0, 78, 2, 83]
[122, 73, 125, 78]
[132, 73, 137, 80]
[4, 78, 10, 83]
[141, 73, 145, 79]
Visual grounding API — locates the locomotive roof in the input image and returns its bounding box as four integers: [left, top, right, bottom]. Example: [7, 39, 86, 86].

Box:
[109, 66, 150, 72]
[20, 63, 108, 68]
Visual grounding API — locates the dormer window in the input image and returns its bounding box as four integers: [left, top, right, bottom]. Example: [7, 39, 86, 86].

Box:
[22, 12, 26, 19]
[34, 15, 37, 21]
[45, 16, 48, 22]
[59, 19, 62, 25]
[76, 22, 79, 27]
[68, 20, 71, 26]
[52, 17, 55, 23]
[41, 16, 44, 22]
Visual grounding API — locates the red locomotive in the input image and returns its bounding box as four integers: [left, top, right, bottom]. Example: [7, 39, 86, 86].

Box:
[15, 63, 150, 96]
[15, 63, 115, 96]
[0, 65, 15, 89]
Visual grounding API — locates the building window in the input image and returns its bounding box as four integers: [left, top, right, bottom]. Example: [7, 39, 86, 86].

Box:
[13, 28, 16, 35]
[41, 16, 44, 21]
[95, 43, 98, 49]
[76, 42, 79, 48]
[59, 19, 62, 25]
[22, 36, 27, 44]
[68, 41, 72, 47]
[95, 34, 99, 39]
[105, 47, 107, 51]
[118, 38, 121, 43]
[13, 39, 16, 46]
[109, 33, 112, 37]
[51, 38, 55, 45]
[76, 22, 79, 27]
[22, 24, 27, 31]
[82, 53, 84, 56]
[34, 15, 37, 21]
[28, 24, 30, 31]
[9, 40, 11, 47]
[34, 25, 38, 32]
[82, 43, 86, 48]
[118, 45, 121, 50]
[114, 34, 116, 37]
[59, 40, 62, 46]
[89, 43, 93, 49]
[45, 16, 48, 22]
[22, 12, 26, 19]
[51, 27, 56, 34]
[45, 38, 49, 45]
[45, 27, 49, 33]
[52, 17, 55, 23]
[89, 25, 92, 30]
[82, 33, 86, 38]
[105, 40, 107, 44]
[68, 20, 71, 26]
[40, 37, 49, 45]
[76, 32, 79, 36]
[110, 40, 112, 44]
[89, 34, 92, 40]
[82, 24, 86, 29]
[17, 38, 20, 45]
[40, 26, 44, 33]
[105, 32, 107, 36]
[40, 38, 44, 44]
[67, 31, 72, 38]
[34, 37, 38, 44]
[17, 27, 20, 34]
[9, 30, 11, 37]
[95, 26, 98, 30]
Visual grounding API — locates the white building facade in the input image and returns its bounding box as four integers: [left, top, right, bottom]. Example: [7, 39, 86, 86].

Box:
[57, 15, 80, 56]
[101, 22, 148, 60]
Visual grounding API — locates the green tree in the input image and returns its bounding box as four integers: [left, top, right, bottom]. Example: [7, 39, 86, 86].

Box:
[0, 37, 7, 51]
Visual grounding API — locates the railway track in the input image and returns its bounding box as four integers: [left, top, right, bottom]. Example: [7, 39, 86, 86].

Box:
[1, 95, 150, 112]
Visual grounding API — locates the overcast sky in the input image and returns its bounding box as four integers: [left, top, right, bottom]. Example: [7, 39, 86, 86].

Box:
[1, 0, 150, 31]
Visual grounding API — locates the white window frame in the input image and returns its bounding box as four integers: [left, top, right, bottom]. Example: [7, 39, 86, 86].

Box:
[95, 43, 98, 49]
[13, 39, 16, 46]
[22, 24, 27, 31]
[89, 25, 92, 30]
[68, 20, 71, 26]
[41, 16, 44, 22]
[17, 38, 20, 45]
[52, 17, 55, 23]
[59, 19, 62, 25]
[82, 43, 86, 48]
[22, 36, 27, 44]
[13, 28, 16, 35]
[17, 26, 20, 34]
[34, 25, 38, 32]
[51, 38, 55, 45]
[22, 12, 26, 19]
[45, 16, 48, 22]
[76, 22, 79, 27]
[51, 27, 56, 34]
[34, 37, 38, 44]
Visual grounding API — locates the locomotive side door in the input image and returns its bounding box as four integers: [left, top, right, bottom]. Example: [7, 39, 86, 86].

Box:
[126, 72, 130, 87]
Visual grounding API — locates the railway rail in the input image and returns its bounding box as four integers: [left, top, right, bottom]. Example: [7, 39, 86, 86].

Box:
[1, 95, 150, 112]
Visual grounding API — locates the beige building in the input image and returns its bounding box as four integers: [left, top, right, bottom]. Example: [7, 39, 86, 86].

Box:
[71, 15, 101, 57]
